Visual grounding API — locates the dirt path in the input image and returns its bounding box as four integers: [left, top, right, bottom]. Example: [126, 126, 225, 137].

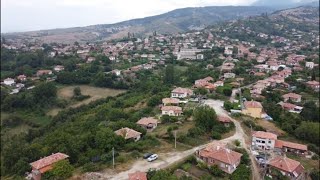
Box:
[81, 99, 261, 180]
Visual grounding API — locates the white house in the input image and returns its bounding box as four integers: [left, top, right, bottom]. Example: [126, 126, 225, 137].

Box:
[171, 87, 193, 99]
[251, 131, 277, 150]
[112, 69, 121, 76]
[224, 73, 236, 79]
[305, 62, 314, 69]
[3, 78, 15, 86]
[161, 106, 183, 116]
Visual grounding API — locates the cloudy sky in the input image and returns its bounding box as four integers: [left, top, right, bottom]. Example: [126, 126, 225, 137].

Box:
[1, 0, 307, 33]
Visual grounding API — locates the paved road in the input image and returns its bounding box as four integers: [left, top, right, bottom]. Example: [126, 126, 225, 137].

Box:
[82, 99, 261, 180]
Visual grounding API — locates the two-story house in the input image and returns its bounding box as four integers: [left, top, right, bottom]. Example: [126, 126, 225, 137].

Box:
[251, 131, 277, 150]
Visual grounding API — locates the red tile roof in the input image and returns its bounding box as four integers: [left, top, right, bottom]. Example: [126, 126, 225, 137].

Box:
[162, 98, 179, 104]
[244, 101, 263, 108]
[172, 87, 193, 94]
[252, 131, 277, 140]
[30, 153, 69, 173]
[161, 106, 182, 112]
[115, 127, 142, 140]
[274, 140, 307, 151]
[282, 93, 301, 99]
[128, 171, 147, 180]
[136, 117, 158, 126]
[218, 115, 232, 123]
[199, 146, 242, 165]
[268, 156, 304, 174]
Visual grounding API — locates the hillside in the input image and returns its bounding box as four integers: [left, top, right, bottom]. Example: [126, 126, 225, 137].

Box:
[3, 6, 274, 44]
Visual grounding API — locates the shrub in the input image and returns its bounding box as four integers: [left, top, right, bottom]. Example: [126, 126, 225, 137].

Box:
[234, 140, 241, 147]
[209, 165, 224, 177]
[211, 131, 221, 140]
[181, 163, 192, 171]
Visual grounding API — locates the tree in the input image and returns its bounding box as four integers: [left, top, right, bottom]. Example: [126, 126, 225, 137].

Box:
[193, 105, 217, 132]
[164, 64, 174, 84]
[148, 170, 177, 180]
[73, 87, 82, 97]
[50, 159, 74, 179]
[224, 101, 233, 111]
[32, 82, 57, 102]
[301, 101, 320, 122]
[295, 122, 320, 144]
[230, 164, 251, 180]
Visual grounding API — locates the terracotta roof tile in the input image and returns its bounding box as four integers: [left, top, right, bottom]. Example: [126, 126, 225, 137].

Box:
[128, 171, 147, 180]
[268, 156, 304, 174]
[244, 101, 263, 108]
[115, 127, 142, 140]
[274, 140, 307, 151]
[162, 98, 179, 104]
[30, 153, 69, 172]
[199, 146, 242, 165]
[161, 106, 182, 112]
[252, 131, 277, 140]
[136, 117, 158, 126]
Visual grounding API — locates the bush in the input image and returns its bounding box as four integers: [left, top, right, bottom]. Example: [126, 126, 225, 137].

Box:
[209, 165, 224, 177]
[310, 169, 320, 180]
[188, 127, 205, 138]
[234, 140, 241, 147]
[211, 131, 221, 140]
[181, 163, 192, 171]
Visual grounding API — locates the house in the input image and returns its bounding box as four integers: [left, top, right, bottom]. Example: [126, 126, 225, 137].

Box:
[274, 140, 308, 155]
[162, 98, 180, 106]
[161, 106, 182, 116]
[242, 101, 263, 118]
[196, 54, 204, 60]
[17, 74, 27, 81]
[305, 61, 314, 69]
[223, 73, 235, 79]
[196, 143, 242, 174]
[171, 87, 193, 99]
[114, 127, 142, 141]
[36, 70, 52, 77]
[29, 153, 69, 180]
[282, 93, 301, 103]
[53, 65, 64, 72]
[278, 102, 303, 113]
[251, 131, 277, 150]
[214, 81, 224, 87]
[306, 81, 320, 91]
[136, 117, 158, 130]
[3, 78, 15, 86]
[267, 156, 305, 180]
[112, 69, 121, 76]
[128, 171, 147, 180]
[217, 115, 232, 127]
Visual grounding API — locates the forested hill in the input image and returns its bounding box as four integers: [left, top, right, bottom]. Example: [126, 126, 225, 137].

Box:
[2, 6, 274, 43]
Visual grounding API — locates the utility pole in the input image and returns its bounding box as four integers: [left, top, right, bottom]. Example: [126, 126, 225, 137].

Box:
[112, 147, 115, 169]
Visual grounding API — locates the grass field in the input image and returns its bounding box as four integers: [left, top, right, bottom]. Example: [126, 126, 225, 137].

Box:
[47, 85, 126, 116]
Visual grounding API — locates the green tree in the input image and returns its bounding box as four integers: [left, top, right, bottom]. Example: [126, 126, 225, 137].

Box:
[164, 64, 174, 84]
[230, 164, 251, 180]
[193, 105, 217, 132]
[73, 87, 82, 97]
[50, 159, 74, 179]
[32, 82, 57, 102]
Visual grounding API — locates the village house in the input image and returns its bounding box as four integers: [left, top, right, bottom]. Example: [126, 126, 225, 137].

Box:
[112, 69, 121, 76]
[251, 131, 277, 150]
[3, 78, 15, 86]
[136, 117, 158, 131]
[161, 106, 183, 116]
[128, 171, 147, 180]
[305, 61, 314, 69]
[17, 74, 27, 81]
[196, 142, 242, 174]
[217, 115, 232, 127]
[267, 156, 305, 180]
[36, 70, 53, 77]
[278, 102, 303, 113]
[53, 65, 64, 72]
[221, 62, 235, 72]
[214, 81, 224, 87]
[223, 73, 235, 79]
[306, 80, 320, 91]
[162, 97, 180, 106]
[114, 127, 142, 141]
[282, 93, 302, 103]
[274, 140, 308, 155]
[29, 153, 69, 180]
[242, 101, 263, 118]
[171, 87, 193, 99]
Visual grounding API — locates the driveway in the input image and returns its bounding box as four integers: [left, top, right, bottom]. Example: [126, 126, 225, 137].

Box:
[81, 99, 261, 180]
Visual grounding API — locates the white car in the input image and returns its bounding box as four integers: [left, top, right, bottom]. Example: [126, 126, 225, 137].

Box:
[147, 154, 158, 162]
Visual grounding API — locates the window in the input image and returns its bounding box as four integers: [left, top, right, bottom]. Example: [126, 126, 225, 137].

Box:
[268, 141, 271, 143]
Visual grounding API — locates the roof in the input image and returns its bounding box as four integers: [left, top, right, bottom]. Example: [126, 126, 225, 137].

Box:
[306, 80, 319, 85]
[128, 171, 147, 180]
[252, 131, 277, 140]
[244, 101, 263, 109]
[30, 153, 69, 173]
[136, 117, 158, 126]
[199, 146, 242, 165]
[278, 102, 299, 110]
[218, 115, 232, 123]
[172, 87, 193, 94]
[161, 106, 182, 112]
[162, 98, 179, 104]
[268, 156, 304, 174]
[282, 93, 301, 99]
[274, 140, 307, 151]
[115, 127, 142, 140]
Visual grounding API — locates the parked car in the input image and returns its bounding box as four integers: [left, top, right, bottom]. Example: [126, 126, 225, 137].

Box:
[147, 154, 158, 162]
[143, 153, 153, 159]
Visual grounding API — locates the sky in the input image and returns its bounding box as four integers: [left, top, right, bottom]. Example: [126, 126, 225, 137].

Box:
[1, 0, 309, 33]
